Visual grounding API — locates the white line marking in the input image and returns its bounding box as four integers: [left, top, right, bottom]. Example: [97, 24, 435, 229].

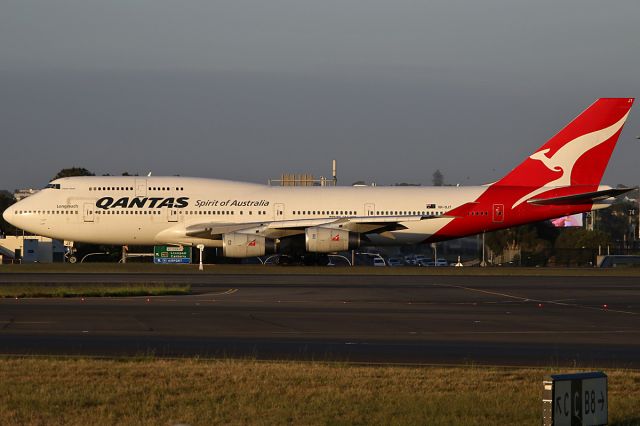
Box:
[436, 283, 639, 315]
[195, 288, 238, 297]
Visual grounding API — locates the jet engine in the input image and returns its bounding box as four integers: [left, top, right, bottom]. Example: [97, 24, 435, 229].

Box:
[222, 233, 277, 258]
[305, 227, 360, 253]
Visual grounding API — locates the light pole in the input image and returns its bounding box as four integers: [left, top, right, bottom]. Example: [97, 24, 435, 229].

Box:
[480, 232, 486, 267]
[197, 244, 205, 271]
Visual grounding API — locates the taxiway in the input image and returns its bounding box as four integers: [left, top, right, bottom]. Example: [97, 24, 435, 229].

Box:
[1, 273, 638, 367]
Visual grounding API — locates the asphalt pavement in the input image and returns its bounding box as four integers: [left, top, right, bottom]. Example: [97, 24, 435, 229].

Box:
[1, 273, 639, 367]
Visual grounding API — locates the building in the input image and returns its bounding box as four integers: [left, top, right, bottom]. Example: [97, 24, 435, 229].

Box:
[14, 188, 40, 201]
[0, 235, 66, 264]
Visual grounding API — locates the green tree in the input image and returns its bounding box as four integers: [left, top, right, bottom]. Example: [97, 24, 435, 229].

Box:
[485, 222, 557, 266]
[52, 167, 94, 180]
[596, 199, 636, 247]
[553, 228, 609, 266]
[0, 192, 17, 235]
[485, 223, 555, 255]
[554, 228, 610, 249]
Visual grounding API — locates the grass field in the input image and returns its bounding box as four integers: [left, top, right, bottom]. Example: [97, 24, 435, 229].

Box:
[0, 283, 191, 298]
[3, 262, 640, 276]
[0, 358, 638, 425]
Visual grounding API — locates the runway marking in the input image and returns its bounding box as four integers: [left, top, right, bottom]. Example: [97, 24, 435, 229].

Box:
[435, 283, 639, 316]
[1, 319, 14, 330]
[250, 314, 304, 333]
[195, 288, 238, 297]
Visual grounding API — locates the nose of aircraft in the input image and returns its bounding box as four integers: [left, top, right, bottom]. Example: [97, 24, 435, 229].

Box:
[3, 204, 15, 226]
[2, 204, 25, 232]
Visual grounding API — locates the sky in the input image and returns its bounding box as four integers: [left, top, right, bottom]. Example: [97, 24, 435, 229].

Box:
[1, 0, 639, 191]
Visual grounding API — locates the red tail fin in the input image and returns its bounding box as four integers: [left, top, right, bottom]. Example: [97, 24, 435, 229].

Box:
[496, 98, 633, 189]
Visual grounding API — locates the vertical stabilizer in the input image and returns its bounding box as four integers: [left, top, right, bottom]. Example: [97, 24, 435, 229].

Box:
[494, 98, 634, 208]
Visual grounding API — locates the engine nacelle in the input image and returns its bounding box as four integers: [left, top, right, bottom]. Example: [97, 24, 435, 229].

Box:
[222, 233, 277, 258]
[305, 227, 360, 253]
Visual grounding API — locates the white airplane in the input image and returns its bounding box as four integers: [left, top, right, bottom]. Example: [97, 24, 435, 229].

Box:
[3, 98, 635, 259]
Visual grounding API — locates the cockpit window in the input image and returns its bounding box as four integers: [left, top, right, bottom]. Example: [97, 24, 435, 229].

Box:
[45, 183, 61, 189]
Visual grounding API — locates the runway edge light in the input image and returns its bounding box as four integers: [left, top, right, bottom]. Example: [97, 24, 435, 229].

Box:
[542, 371, 607, 426]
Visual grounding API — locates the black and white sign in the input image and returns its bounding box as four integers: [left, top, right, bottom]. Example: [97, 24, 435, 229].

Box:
[543, 372, 607, 426]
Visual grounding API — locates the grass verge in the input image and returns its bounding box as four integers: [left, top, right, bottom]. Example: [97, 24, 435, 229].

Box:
[0, 358, 639, 425]
[0, 283, 190, 298]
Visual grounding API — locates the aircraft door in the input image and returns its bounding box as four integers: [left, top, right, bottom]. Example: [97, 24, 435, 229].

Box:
[167, 208, 178, 222]
[274, 203, 285, 220]
[364, 203, 375, 216]
[83, 203, 95, 223]
[492, 204, 504, 223]
[135, 179, 147, 197]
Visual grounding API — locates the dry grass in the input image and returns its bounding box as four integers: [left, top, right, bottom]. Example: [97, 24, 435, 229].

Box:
[0, 283, 190, 298]
[0, 358, 639, 425]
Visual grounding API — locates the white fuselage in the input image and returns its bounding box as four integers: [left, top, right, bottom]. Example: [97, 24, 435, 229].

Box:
[4, 176, 486, 246]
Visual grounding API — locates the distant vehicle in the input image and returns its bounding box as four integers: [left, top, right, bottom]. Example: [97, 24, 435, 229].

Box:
[387, 257, 403, 266]
[404, 256, 417, 266]
[373, 257, 386, 267]
[418, 258, 449, 267]
[435, 258, 449, 267]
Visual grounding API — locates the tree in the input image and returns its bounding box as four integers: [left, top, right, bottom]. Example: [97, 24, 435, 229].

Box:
[484, 221, 557, 266]
[52, 167, 94, 180]
[553, 228, 610, 266]
[554, 228, 610, 250]
[0, 192, 17, 235]
[432, 170, 444, 186]
[597, 199, 635, 245]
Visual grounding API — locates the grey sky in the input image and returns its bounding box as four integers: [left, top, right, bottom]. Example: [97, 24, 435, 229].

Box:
[1, 0, 639, 190]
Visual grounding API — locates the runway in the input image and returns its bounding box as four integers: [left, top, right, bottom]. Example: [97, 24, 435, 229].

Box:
[1, 273, 639, 367]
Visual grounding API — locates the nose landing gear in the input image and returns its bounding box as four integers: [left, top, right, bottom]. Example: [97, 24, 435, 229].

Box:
[64, 242, 77, 264]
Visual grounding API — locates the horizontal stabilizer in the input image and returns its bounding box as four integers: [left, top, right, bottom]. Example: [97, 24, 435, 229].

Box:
[527, 187, 635, 206]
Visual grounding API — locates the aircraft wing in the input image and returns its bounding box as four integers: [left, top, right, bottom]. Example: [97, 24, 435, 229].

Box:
[184, 214, 431, 240]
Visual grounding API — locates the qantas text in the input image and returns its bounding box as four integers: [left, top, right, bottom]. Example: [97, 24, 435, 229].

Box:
[96, 197, 189, 210]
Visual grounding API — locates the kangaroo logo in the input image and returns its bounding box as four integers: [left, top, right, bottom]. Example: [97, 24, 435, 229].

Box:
[511, 112, 629, 208]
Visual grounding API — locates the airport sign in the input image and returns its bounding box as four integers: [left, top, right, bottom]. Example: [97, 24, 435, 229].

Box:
[543, 372, 607, 426]
[153, 245, 192, 264]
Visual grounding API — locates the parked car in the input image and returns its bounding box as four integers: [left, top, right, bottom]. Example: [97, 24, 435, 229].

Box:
[418, 258, 449, 267]
[415, 255, 428, 264]
[435, 258, 449, 266]
[387, 257, 403, 267]
[373, 257, 386, 267]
